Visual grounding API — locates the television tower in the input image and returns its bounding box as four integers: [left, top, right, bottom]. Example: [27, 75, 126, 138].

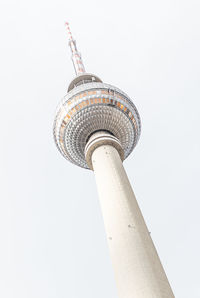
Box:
[53, 23, 174, 298]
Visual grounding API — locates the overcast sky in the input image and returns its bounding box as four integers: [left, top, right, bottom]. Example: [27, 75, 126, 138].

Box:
[0, 0, 200, 297]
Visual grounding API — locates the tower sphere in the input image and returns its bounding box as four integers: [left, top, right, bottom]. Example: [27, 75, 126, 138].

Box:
[53, 73, 141, 169]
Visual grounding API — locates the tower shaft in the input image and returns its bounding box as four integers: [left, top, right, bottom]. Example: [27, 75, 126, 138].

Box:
[87, 132, 174, 298]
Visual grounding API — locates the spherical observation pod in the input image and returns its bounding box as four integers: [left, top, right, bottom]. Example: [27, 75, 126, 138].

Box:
[53, 75, 141, 169]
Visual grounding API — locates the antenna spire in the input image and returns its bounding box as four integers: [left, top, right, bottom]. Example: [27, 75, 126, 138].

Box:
[65, 22, 86, 75]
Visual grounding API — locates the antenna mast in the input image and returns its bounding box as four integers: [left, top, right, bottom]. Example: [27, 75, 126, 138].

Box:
[65, 22, 86, 75]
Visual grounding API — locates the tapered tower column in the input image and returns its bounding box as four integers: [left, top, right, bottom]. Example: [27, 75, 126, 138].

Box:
[85, 131, 174, 298]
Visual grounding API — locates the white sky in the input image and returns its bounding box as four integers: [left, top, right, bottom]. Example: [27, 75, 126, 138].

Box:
[0, 0, 200, 297]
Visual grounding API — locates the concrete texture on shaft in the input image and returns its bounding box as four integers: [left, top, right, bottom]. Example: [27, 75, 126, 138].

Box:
[85, 131, 124, 170]
[90, 134, 174, 298]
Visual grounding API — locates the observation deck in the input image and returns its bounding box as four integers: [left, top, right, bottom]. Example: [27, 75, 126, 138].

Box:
[53, 73, 141, 169]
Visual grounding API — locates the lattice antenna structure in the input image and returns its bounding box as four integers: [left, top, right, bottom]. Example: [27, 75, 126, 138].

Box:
[65, 22, 85, 75]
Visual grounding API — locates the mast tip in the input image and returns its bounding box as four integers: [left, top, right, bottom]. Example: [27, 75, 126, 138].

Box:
[64, 22, 86, 75]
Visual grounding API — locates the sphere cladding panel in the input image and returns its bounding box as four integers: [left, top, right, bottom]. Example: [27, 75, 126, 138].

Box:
[53, 82, 141, 169]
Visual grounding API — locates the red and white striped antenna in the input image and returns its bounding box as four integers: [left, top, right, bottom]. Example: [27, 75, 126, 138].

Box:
[65, 22, 86, 75]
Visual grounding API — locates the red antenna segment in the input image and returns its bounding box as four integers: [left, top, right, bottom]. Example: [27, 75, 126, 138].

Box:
[65, 22, 86, 75]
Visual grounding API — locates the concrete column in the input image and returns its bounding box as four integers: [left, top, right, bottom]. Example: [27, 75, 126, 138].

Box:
[85, 132, 174, 298]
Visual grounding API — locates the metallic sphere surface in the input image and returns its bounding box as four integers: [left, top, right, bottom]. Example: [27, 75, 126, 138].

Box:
[53, 80, 141, 169]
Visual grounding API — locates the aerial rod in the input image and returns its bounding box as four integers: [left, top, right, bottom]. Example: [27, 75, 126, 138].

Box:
[65, 22, 86, 75]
